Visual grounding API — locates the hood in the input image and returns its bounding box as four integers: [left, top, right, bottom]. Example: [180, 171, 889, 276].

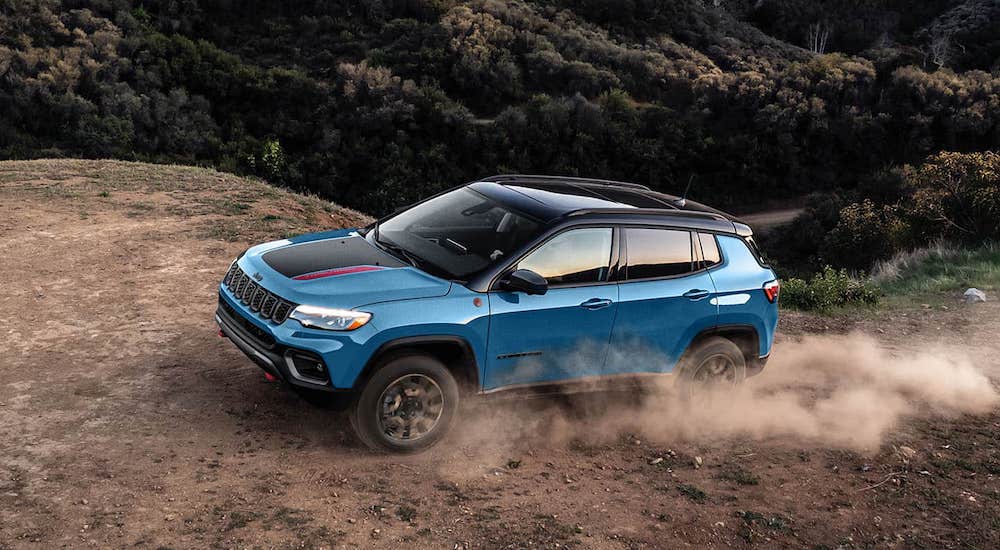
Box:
[240, 232, 452, 309]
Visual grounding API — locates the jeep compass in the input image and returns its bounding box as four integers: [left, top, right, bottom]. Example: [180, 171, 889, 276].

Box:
[216, 175, 779, 452]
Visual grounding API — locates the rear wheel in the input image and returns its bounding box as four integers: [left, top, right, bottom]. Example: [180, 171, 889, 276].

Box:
[349, 353, 459, 453]
[676, 336, 747, 393]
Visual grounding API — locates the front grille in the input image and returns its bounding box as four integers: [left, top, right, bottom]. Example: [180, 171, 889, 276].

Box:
[219, 297, 276, 349]
[223, 263, 298, 324]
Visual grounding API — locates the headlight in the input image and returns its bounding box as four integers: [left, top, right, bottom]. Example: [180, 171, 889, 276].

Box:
[289, 305, 372, 331]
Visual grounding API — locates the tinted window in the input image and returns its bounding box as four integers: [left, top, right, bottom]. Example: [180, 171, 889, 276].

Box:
[517, 228, 613, 285]
[374, 188, 543, 279]
[698, 233, 721, 267]
[625, 228, 694, 279]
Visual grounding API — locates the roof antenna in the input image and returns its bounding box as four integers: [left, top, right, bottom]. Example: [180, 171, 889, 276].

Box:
[673, 175, 695, 208]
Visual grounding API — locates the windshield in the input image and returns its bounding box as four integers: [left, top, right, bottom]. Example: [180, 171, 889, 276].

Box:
[370, 188, 543, 279]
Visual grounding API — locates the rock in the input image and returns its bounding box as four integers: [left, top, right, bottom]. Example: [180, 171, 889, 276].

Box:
[964, 288, 987, 303]
[649, 457, 664, 465]
[693, 456, 703, 469]
[898, 445, 917, 460]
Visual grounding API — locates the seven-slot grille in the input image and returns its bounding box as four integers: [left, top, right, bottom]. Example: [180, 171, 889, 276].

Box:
[223, 262, 297, 324]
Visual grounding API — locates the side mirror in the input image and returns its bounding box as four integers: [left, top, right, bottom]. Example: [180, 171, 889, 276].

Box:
[501, 269, 548, 295]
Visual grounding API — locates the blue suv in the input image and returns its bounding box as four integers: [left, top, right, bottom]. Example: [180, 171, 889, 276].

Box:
[216, 175, 779, 452]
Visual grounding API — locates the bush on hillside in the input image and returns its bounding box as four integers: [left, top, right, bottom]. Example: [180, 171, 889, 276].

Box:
[772, 151, 999, 276]
[904, 151, 1000, 245]
[821, 199, 908, 271]
[781, 266, 880, 311]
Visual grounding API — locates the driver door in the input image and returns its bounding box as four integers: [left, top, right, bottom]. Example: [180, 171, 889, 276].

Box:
[484, 227, 619, 390]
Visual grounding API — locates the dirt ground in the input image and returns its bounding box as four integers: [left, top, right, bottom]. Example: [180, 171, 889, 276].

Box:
[2, 160, 1000, 549]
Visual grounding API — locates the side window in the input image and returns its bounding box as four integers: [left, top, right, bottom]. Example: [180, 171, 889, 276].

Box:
[517, 227, 613, 285]
[624, 228, 694, 280]
[698, 233, 722, 268]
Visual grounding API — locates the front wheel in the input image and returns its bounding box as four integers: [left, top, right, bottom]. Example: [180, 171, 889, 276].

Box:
[676, 336, 747, 394]
[349, 353, 460, 453]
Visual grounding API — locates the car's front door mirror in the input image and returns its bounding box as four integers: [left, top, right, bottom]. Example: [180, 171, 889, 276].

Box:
[501, 269, 548, 295]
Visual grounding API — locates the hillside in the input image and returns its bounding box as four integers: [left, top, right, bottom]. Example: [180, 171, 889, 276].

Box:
[2, 0, 999, 219]
[0, 159, 370, 242]
[3, 159, 1000, 547]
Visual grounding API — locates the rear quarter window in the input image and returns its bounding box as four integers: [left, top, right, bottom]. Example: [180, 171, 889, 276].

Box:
[697, 233, 722, 268]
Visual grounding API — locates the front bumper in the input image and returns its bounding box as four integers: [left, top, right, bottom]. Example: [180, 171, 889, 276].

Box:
[216, 297, 345, 392]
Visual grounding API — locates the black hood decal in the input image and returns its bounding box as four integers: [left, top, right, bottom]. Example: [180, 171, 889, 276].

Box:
[262, 236, 406, 278]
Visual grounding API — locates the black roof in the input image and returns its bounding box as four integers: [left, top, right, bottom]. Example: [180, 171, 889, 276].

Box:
[471, 175, 740, 232]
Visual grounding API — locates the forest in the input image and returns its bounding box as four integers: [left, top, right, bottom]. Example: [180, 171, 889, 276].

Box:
[2, 0, 999, 274]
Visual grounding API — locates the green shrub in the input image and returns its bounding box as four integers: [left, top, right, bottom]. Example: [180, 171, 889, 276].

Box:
[781, 266, 880, 311]
[245, 139, 289, 184]
[904, 151, 1000, 245]
[822, 199, 908, 270]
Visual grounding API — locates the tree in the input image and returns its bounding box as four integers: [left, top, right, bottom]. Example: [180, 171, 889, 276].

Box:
[807, 22, 831, 54]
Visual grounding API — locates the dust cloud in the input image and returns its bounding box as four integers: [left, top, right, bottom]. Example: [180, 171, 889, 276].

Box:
[451, 333, 999, 459]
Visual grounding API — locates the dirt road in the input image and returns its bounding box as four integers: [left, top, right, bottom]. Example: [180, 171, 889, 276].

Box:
[738, 208, 803, 236]
[3, 161, 999, 549]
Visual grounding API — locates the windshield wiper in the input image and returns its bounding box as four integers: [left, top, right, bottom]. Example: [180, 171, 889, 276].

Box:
[374, 234, 427, 270]
[442, 238, 469, 255]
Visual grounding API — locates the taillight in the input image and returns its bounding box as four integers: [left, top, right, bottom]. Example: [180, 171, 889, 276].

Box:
[763, 280, 780, 303]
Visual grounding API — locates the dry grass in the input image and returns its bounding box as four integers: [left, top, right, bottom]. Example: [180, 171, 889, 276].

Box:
[871, 241, 954, 282]
[0, 159, 372, 241]
[871, 240, 1000, 297]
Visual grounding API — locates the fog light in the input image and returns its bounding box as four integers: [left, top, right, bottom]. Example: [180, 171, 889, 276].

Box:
[284, 350, 328, 383]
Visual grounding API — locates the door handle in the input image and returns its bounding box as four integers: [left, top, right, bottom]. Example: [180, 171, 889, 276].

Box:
[683, 289, 711, 301]
[580, 298, 613, 310]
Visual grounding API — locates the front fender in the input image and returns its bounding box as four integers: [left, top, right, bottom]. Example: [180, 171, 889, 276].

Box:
[354, 286, 489, 387]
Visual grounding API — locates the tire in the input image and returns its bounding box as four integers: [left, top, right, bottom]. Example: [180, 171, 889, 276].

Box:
[675, 336, 747, 395]
[349, 353, 460, 453]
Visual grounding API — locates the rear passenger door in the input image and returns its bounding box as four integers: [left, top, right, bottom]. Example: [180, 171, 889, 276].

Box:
[605, 227, 719, 375]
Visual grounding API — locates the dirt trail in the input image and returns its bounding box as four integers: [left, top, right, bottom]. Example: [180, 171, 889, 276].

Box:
[2, 160, 1000, 549]
[738, 208, 803, 235]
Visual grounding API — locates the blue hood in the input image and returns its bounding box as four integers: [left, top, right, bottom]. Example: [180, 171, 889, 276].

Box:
[239, 230, 452, 309]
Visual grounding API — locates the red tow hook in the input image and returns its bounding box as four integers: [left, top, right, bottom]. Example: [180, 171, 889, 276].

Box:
[217, 329, 225, 338]
[263, 372, 277, 382]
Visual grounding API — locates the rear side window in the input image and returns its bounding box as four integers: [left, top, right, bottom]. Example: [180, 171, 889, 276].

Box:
[517, 227, 613, 285]
[698, 233, 722, 268]
[624, 228, 694, 280]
